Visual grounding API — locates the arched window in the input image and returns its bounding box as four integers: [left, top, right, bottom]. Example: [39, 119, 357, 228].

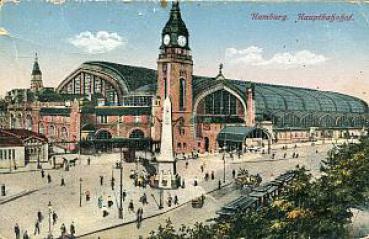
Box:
[48, 125, 55, 136]
[61, 127, 68, 139]
[26, 115, 32, 131]
[129, 129, 145, 139]
[39, 123, 45, 134]
[179, 78, 186, 110]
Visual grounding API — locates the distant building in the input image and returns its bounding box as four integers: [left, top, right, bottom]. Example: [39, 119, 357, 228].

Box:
[0, 129, 48, 169]
[4, 2, 369, 156]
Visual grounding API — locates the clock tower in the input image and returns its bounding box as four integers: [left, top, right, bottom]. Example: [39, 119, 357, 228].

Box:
[154, 1, 195, 154]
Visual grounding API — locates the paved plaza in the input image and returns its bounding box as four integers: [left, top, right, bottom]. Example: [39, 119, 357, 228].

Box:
[0, 141, 336, 239]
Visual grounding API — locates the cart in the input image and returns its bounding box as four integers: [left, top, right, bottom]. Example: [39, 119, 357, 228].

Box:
[191, 195, 205, 208]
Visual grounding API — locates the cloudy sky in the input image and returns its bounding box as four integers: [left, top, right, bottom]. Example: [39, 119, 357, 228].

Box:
[0, 1, 368, 102]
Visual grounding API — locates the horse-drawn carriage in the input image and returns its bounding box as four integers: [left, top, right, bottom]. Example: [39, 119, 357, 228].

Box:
[191, 195, 205, 208]
[235, 168, 262, 190]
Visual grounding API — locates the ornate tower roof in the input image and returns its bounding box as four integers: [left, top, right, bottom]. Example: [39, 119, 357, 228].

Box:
[32, 53, 42, 76]
[161, 1, 190, 49]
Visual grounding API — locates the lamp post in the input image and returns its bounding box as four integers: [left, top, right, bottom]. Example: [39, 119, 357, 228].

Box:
[223, 145, 226, 183]
[47, 201, 53, 239]
[79, 178, 83, 207]
[118, 148, 123, 219]
[159, 189, 163, 209]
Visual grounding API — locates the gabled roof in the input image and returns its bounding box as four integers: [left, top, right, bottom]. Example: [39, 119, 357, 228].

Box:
[0, 129, 48, 145]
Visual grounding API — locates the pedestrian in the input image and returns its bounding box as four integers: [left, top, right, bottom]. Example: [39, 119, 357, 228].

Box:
[47, 174, 52, 183]
[211, 171, 215, 180]
[60, 223, 66, 236]
[218, 179, 221, 190]
[283, 153, 287, 159]
[272, 153, 275, 159]
[204, 172, 209, 181]
[37, 211, 43, 222]
[22, 230, 29, 239]
[87, 157, 91, 165]
[100, 176, 104, 186]
[41, 169, 45, 178]
[200, 164, 204, 173]
[185, 160, 189, 169]
[292, 152, 296, 158]
[70, 222, 75, 235]
[122, 190, 127, 201]
[14, 223, 20, 239]
[194, 178, 198, 187]
[34, 220, 40, 235]
[108, 195, 113, 208]
[142, 193, 148, 205]
[181, 179, 185, 188]
[98, 195, 103, 208]
[136, 208, 141, 222]
[174, 195, 178, 205]
[128, 199, 134, 213]
[139, 207, 143, 220]
[52, 211, 58, 225]
[232, 169, 236, 178]
[316, 149, 318, 154]
[167, 194, 172, 207]
[61, 177, 65, 186]
[111, 177, 115, 190]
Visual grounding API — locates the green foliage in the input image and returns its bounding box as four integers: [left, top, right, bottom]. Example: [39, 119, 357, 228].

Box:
[148, 137, 369, 239]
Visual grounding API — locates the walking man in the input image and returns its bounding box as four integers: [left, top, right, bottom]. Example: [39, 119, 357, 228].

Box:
[22, 230, 29, 239]
[47, 174, 52, 183]
[61, 177, 65, 186]
[122, 190, 127, 202]
[41, 169, 45, 178]
[128, 199, 134, 213]
[111, 177, 115, 190]
[60, 223, 66, 237]
[211, 171, 215, 180]
[14, 223, 20, 239]
[52, 211, 58, 225]
[174, 195, 178, 205]
[218, 179, 221, 190]
[70, 222, 75, 236]
[100, 176, 104, 186]
[185, 160, 189, 169]
[34, 220, 40, 235]
[232, 169, 236, 178]
[37, 211, 43, 222]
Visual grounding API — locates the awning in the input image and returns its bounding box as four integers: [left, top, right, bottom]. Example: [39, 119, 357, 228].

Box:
[217, 127, 256, 143]
[217, 126, 270, 143]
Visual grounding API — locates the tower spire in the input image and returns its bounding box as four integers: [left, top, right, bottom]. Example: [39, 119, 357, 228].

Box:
[31, 52, 43, 92]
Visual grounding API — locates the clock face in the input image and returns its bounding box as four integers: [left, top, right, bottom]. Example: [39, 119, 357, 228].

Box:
[177, 35, 187, 47]
[163, 34, 170, 45]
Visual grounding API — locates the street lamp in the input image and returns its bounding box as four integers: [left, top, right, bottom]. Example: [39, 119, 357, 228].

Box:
[117, 148, 124, 220]
[79, 178, 83, 207]
[159, 189, 163, 209]
[47, 201, 53, 239]
[222, 145, 226, 183]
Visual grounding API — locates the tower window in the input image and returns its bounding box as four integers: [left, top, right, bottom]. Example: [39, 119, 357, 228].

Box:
[179, 78, 186, 110]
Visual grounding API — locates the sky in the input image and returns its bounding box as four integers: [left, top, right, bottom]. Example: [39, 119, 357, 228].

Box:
[0, 0, 369, 103]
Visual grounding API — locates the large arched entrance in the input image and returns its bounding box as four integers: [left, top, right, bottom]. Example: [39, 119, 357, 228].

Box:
[95, 130, 112, 152]
[193, 86, 247, 153]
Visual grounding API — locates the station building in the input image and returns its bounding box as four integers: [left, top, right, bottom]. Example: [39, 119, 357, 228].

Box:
[5, 2, 369, 156]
